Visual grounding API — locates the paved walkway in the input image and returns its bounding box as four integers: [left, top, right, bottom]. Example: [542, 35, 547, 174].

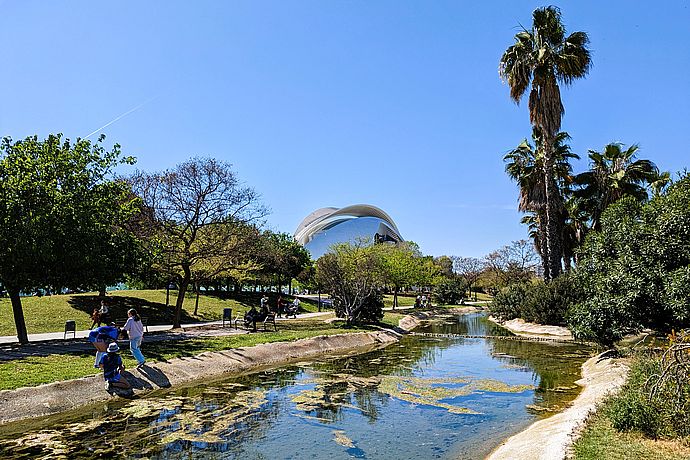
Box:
[0, 311, 335, 362]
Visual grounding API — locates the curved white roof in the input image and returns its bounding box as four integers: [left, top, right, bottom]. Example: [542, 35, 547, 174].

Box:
[294, 204, 403, 246]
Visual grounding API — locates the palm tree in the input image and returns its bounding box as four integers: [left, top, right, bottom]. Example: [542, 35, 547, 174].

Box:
[500, 6, 591, 280]
[573, 142, 661, 231]
[504, 130, 578, 280]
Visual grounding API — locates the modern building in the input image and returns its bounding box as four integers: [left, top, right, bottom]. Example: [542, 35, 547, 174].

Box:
[294, 204, 404, 259]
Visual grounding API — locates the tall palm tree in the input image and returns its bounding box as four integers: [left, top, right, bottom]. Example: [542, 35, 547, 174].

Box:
[574, 142, 662, 230]
[500, 6, 591, 280]
[504, 130, 578, 280]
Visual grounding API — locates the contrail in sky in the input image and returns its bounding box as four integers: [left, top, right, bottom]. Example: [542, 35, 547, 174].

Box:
[83, 96, 156, 139]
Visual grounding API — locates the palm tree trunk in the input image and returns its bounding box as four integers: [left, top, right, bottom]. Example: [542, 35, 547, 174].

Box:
[543, 143, 563, 282]
[537, 211, 550, 280]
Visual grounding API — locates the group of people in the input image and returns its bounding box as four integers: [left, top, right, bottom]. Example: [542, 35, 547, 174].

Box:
[89, 300, 110, 329]
[88, 307, 146, 391]
[414, 294, 431, 308]
[242, 295, 301, 331]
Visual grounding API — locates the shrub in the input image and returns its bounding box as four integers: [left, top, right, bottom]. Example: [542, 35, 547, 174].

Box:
[490, 283, 528, 321]
[433, 277, 468, 305]
[607, 352, 690, 439]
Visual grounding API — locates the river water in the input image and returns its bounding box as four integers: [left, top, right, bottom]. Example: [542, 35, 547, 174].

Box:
[0, 313, 592, 459]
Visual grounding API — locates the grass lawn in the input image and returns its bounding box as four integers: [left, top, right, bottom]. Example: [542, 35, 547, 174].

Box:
[574, 407, 690, 460]
[0, 313, 406, 391]
[0, 290, 324, 336]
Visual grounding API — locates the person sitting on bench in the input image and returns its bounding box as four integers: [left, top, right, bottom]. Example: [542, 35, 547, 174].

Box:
[244, 304, 270, 332]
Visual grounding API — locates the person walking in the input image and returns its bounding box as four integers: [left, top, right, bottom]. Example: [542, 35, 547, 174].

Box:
[122, 308, 146, 368]
[99, 342, 130, 391]
[98, 301, 109, 325]
[90, 307, 101, 329]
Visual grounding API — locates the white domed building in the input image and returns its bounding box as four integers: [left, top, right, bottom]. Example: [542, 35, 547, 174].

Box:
[294, 204, 404, 259]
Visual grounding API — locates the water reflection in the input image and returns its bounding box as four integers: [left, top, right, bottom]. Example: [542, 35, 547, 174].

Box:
[0, 313, 592, 459]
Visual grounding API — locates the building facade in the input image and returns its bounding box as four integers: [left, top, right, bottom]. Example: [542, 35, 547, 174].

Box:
[294, 204, 404, 259]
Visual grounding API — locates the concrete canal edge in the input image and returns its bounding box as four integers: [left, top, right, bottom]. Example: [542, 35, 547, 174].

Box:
[0, 329, 402, 426]
[485, 352, 630, 460]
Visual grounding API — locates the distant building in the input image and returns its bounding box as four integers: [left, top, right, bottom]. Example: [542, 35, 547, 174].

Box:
[294, 204, 404, 259]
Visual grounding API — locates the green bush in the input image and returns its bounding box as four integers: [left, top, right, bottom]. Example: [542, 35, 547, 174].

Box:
[490, 283, 528, 321]
[569, 176, 690, 345]
[491, 274, 580, 325]
[606, 354, 690, 439]
[433, 277, 468, 305]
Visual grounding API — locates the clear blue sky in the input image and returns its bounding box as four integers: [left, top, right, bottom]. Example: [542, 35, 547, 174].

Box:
[1, 1, 688, 257]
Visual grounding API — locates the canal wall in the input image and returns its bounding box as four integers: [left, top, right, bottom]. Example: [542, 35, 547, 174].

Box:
[0, 330, 401, 426]
[487, 316, 574, 340]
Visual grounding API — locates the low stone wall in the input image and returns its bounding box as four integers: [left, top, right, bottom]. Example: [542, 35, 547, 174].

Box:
[0, 330, 399, 426]
[486, 352, 629, 460]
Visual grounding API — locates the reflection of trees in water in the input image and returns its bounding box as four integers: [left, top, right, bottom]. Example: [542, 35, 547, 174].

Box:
[488, 338, 592, 410]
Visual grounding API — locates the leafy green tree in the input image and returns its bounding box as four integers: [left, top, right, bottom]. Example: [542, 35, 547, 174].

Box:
[380, 241, 426, 309]
[433, 277, 468, 305]
[0, 134, 137, 343]
[569, 175, 690, 345]
[451, 256, 486, 301]
[500, 6, 591, 280]
[256, 231, 311, 293]
[129, 158, 266, 328]
[315, 240, 385, 325]
[573, 142, 663, 231]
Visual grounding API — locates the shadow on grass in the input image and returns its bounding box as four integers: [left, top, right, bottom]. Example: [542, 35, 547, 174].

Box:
[67, 295, 197, 326]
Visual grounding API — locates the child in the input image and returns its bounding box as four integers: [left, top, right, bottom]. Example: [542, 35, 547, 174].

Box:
[99, 342, 130, 391]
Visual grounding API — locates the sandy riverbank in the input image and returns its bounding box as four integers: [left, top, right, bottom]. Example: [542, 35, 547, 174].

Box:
[488, 316, 574, 340]
[486, 352, 629, 460]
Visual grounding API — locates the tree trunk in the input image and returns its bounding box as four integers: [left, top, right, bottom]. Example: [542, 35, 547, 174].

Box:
[174, 265, 191, 328]
[543, 140, 563, 282]
[165, 280, 170, 306]
[393, 288, 398, 310]
[194, 282, 200, 316]
[537, 210, 550, 281]
[98, 286, 106, 297]
[9, 288, 29, 344]
[289, 279, 292, 295]
[318, 291, 321, 312]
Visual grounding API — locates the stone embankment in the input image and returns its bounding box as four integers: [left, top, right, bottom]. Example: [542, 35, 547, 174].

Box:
[488, 316, 574, 340]
[487, 351, 628, 460]
[0, 330, 400, 425]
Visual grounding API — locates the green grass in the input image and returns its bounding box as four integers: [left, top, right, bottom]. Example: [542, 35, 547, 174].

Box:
[0, 313, 408, 391]
[574, 405, 690, 460]
[0, 290, 323, 336]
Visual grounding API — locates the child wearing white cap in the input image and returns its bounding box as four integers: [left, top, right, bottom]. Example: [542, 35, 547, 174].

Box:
[98, 342, 131, 391]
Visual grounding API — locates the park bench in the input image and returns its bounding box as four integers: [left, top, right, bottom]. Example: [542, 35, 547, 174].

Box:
[114, 317, 149, 332]
[235, 312, 277, 332]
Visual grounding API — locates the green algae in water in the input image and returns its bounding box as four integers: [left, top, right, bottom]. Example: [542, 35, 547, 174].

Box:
[0, 313, 593, 460]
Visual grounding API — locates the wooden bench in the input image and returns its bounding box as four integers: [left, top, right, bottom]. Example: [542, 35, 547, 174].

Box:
[114, 317, 149, 333]
[235, 312, 277, 332]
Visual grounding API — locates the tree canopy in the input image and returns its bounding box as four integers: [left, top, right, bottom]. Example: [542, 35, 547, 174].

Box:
[0, 134, 138, 343]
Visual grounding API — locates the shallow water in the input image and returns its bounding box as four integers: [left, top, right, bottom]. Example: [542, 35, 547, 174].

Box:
[0, 313, 592, 459]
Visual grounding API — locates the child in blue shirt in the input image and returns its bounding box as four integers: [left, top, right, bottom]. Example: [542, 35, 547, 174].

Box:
[98, 342, 131, 391]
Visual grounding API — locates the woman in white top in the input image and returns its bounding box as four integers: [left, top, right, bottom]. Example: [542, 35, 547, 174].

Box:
[122, 308, 146, 368]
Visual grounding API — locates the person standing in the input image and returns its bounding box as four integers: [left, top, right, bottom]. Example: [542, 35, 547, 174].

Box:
[98, 301, 109, 325]
[90, 307, 101, 329]
[122, 308, 146, 368]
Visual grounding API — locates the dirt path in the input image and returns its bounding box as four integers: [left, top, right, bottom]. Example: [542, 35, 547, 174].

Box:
[486, 352, 629, 460]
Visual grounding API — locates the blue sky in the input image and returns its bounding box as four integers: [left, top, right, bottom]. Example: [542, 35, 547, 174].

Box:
[1, 1, 688, 257]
